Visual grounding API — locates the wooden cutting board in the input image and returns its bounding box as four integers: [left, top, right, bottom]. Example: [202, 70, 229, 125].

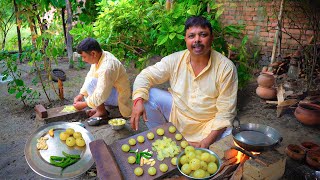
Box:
[36, 105, 88, 123]
[109, 122, 186, 180]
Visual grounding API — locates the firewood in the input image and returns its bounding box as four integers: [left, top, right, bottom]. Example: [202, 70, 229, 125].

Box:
[220, 157, 237, 171]
[224, 149, 238, 160]
[276, 84, 286, 117]
[58, 78, 64, 100]
[230, 161, 244, 180]
[266, 100, 278, 104]
[212, 164, 238, 179]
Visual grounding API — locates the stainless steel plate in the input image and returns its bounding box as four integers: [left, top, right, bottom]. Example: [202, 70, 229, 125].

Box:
[24, 122, 95, 179]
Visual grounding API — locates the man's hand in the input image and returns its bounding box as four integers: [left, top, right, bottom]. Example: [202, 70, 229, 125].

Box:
[189, 128, 226, 149]
[130, 99, 147, 131]
[73, 101, 87, 110]
[74, 94, 84, 104]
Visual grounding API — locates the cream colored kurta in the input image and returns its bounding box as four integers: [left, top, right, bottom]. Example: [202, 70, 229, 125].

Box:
[80, 51, 132, 117]
[133, 49, 238, 142]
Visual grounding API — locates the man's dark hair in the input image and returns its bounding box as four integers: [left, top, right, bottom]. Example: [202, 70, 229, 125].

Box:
[184, 16, 213, 34]
[77, 38, 102, 54]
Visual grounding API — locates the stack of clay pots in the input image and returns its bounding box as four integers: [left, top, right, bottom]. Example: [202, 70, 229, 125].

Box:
[285, 142, 320, 170]
[256, 72, 277, 100]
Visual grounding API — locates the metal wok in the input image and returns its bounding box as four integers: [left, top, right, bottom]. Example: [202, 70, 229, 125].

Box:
[232, 118, 283, 152]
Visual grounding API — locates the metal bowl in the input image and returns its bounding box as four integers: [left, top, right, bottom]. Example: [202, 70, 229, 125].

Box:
[87, 117, 104, 126]
[176, 148, 221, 180]
[108, 118, 126, 130]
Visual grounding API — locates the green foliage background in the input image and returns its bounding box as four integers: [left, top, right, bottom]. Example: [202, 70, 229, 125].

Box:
[0, 0, 258, 105]
[70, 0, 244, 66]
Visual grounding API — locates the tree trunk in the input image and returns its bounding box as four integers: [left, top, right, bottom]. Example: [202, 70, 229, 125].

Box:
[14, 0, 22, 62]
[65, 0, 74, 69]
[27, 17, 37, 47]
[2, 33, 6, 50]
[61, 7, 67, 45]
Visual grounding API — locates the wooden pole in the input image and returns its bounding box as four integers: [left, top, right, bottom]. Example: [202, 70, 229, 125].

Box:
[269, 0, 285, 71]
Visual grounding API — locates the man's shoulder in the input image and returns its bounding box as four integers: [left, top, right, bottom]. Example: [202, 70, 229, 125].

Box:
[103, 51, 123, 65]
[212, 50, 236, 70]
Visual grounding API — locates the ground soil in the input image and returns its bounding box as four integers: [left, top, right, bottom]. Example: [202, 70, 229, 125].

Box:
[0, 58, 319, 179]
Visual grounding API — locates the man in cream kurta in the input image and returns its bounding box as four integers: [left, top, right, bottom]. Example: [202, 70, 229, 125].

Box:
[73, 38, 131, 118]
[130, 16, 237, 148]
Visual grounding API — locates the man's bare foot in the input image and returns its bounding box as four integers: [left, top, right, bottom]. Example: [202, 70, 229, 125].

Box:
[90, 104, 109, 118]
[91, 111, 108, 118]
[86, 109, 96, 117]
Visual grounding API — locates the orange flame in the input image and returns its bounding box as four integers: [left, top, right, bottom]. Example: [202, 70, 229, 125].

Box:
[233, 141, 260, 163]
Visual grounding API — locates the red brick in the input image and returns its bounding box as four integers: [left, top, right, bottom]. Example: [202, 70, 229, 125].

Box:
[245, 7, 255, 12]
[225, 15, 235, 20]
[267, 42, 274, 47]
[260, 32, 269, 37]
[246, 25, 256, 30]
[244, 16, 253, 21]
[268, 22, 278, 27]
[246, 11, 257, 16]
[35, 104, 48, 118]
[306, 30, 314, 35]
[247, 30, 255, 35]
[246, 21, 255, 26]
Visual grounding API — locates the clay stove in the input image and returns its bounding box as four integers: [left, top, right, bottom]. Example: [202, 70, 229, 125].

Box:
[209, 135, 286, 180]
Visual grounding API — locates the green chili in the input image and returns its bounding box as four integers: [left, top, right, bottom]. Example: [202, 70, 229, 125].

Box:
[49, 152, 81, 169]
[59, 157, 72, 168]
[50, 158, 67, 167]
[62, 158, 79, 168]
[50, 156, 65, 161]
[62, 151, 81, 159]
[141, 152, 152, 158]
[136, 152, 141, 164]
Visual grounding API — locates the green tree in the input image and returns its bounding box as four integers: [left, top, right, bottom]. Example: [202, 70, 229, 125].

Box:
[0, 0, 15, 50]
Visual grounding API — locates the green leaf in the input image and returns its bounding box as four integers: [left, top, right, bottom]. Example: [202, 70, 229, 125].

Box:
[169, 33, 176, 40]
[177, 25, 185, 33]
[15, 91, 23, 99]
[157, 34, 169, 46]
[241, 36, 248, 45]
[15, 79, 24, 86]
[215, 8, 224, 20]
[187, 6, 196, 15]
[176, 34, 185, 40]
[8, 88, 16, 94]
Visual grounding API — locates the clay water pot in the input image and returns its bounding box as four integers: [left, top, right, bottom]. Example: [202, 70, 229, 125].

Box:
[256, 86, 277, 100]
[285, 144, 306, 161]
[301, 142, 320, 151]
[306, 150, 320, 170]
[257, 72, 275, 87]
[294, 103, 320, 126]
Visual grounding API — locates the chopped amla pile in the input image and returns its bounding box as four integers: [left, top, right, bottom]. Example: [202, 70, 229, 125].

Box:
[152, 136, 181, 161]
[61, 105, 77, 113]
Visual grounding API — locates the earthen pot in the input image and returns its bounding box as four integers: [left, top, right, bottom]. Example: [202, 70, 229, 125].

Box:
[301, 142, 320, 151]
[294, 103, 320, 125]
[306, 150, 320, 170]
[285, 144, 306, 161]
[256, 86, 277, 100]
[257, 72, 275, 87]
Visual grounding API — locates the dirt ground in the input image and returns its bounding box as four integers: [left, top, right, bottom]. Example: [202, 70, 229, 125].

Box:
[0, 59, 319, 179]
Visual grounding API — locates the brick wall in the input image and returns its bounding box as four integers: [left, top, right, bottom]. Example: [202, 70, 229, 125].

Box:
[215, 0, 314, 64]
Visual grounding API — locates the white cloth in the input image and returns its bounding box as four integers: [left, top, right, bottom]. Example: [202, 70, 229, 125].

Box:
[85, 77, 118, 106]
